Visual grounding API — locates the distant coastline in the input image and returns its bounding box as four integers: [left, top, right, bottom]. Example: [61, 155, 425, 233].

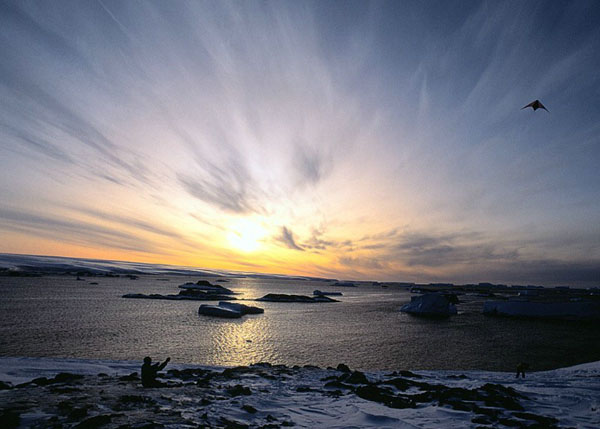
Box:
[0, 253, 595, 292]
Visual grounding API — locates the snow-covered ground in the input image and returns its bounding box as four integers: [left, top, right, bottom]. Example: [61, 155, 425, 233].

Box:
[0, 357, 598, 428]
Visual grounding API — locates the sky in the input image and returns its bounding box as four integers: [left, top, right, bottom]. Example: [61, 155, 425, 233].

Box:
[1, 0, 599, 285]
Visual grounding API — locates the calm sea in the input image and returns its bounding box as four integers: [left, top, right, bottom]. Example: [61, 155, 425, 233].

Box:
[1, 275, 598, 371]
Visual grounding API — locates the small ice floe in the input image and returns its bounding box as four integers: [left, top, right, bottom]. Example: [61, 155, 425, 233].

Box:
[198, 302, 264, 318]
[400, 293, 458, 318]
[313, 290, 343, 296]
[198, 304, 243, 318]
[257, 293, 339, 303]
[218, 301, 264, 315]
[483, 297, 600, 320]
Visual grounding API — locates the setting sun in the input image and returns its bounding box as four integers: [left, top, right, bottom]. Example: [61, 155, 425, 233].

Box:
[226, 219, 266, 252]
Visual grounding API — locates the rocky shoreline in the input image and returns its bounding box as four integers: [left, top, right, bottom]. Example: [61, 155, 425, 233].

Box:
[1, 357, 598, 428]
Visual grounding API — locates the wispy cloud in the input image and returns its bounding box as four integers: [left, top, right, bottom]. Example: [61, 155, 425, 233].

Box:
[1, 1, 599, 284]
[339, 255, 386, 270]
[178, 159, 260, 214]
[292, 143, 330, 187]
[0, 207, 158, 253]
[278, 226, 304, 251]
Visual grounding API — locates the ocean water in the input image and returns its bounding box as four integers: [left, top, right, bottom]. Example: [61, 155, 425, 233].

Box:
[1, 274, 599, 371]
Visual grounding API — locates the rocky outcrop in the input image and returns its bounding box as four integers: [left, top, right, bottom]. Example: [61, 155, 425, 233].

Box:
[257, 294, 339, 303]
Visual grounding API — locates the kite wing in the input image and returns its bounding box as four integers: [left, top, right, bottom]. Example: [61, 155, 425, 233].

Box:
[521, 99, 549, 112]
[521, 101, 535, 110]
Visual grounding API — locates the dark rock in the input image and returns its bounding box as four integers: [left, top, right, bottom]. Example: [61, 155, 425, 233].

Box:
[0, 409, 20, 429]
[256, 293, 338, 303]
[118, 372, 139, 381]
[324, 380, 351, 390]
[471, 416, 492, 425]
[336, 363, 351, 373]
[116, 424, 164, 429]
[167, 368, 208, 381]
[444, 399, 475, 412]
[324, 389, 344, 398]
[196, 377, 213, 387]
[218, 417, 249, 429]
[343, 371, 369, 384]
[58, 400, 75, 413]
[0, 381, 12, 390]
[296, 386, 318, 392]
[69, 407, 90, 419]
[242, 404, 257, 413]
[302, 364, 320, 370]
[398, 370, 421, 378]
[227, 384, 252, 396]
[355, 385, 415, 409]
[471, 406, 500, 418]
[513, 412, 559, 427]
[497, 417, 523, 427]
[123, 292, 236, 301]
[32, 377, 51, 386]
[45, 415, 62, 428]
[53, 372, 84, 383]
[222, 366, 251, 379]
[74, 414, 113, 428]
[479, 383, 524, 411]
[321, 375, 337, 381]
[382, 377, 415, 391]
[118, 395, 154, 405]
[51, 386, 82, 394]
[252, 362, 273, 368]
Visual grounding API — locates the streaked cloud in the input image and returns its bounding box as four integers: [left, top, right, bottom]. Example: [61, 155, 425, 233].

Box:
[0, 1, 599, 285]
[279, 227, 304, 251]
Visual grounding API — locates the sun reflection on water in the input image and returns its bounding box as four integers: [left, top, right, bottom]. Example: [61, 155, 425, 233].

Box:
[202, 315, 276, 366]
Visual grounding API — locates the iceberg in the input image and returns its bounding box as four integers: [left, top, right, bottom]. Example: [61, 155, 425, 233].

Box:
[400, 293, 457, 317]
[217, 301, 264, 315]
[198, 304, 242, 318]
[198, 301, 264, 318]
[483, 297, 600, 320]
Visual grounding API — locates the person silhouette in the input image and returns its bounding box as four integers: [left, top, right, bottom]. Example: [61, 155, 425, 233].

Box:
[141, 356, 170, 387]
[516, 362, 528, 378]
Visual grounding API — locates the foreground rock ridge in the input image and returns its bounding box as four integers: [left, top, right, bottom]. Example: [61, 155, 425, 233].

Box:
[2, 359, 597, 428]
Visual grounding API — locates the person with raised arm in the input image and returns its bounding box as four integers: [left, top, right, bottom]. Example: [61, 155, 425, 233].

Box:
[141, 356, 170, 387]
